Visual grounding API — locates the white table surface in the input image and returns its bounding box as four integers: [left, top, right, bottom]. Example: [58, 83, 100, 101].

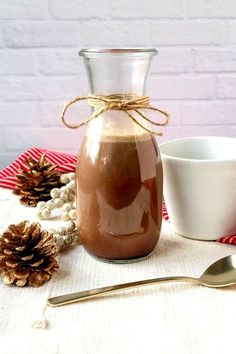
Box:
[0, 187, 235, 354]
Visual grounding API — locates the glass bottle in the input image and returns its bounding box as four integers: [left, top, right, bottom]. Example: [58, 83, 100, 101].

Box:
[77, 48, 163, 263]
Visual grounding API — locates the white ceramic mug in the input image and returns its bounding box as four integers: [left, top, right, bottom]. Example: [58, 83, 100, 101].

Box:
[160, 136, 236, 240]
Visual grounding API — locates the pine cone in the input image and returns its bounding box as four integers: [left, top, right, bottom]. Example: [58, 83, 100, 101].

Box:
[0, 221, 59, 287]
[14, 154, 62, 207]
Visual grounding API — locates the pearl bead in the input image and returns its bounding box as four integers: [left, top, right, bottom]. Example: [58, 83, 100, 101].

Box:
[37, 201, 46, 209]
[72, 201, 76, 208]
[69, 209, 76, 220]
[36, 210, 42, 218]
[67, 193, 74, 202]
[66, 221, 76, 232]
[46, 201, 55, 210]
[68, 180, 75, 190]
[54, 198, 63, 207]
[68, 172, 75, 181]
[42, 209, 51, 219]
[50, 188, 60, 199]
[60, 186, 68, 193]
[63, 202, 71, 212]
[57, 227, 66, 235]
[60, 174, 70, 184]
[60, 192, 69, 202]
[62, 212, 70, 221]
[66, 234, 74, 244]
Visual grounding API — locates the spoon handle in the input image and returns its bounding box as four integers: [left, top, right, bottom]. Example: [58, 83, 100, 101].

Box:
[47, 276, 197, 307]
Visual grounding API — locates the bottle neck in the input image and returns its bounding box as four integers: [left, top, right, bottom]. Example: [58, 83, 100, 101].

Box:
[79, 49, 157, 138]
[82, 55, 154, 95]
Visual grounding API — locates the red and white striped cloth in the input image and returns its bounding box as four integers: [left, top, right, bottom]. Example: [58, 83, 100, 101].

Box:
[0, 147, 235, 245]
[0, 147, 77, 189]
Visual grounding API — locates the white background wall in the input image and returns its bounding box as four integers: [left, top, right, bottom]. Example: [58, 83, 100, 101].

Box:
[0, 0, 236, 168]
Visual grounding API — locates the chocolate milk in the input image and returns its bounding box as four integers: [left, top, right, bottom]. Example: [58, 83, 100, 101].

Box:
[76, 133, 163, 261]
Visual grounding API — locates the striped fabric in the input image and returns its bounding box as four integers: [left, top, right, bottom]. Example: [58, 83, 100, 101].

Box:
[0, 147, 77, 189]
[0, 147, 235, 245]
[162, 201, 169, 222]
[217, 235, 236, 245]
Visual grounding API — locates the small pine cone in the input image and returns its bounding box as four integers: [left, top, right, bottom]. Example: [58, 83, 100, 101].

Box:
[14, 154, 62, 207]
[0, 221, 59, 287]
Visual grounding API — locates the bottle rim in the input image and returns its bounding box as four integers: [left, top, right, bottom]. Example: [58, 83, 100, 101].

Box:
[79, 47, 158, 57]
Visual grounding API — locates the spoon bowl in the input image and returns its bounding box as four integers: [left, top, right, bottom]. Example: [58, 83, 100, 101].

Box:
[48, 254, 236, 307]
[199, 254, 236, 287]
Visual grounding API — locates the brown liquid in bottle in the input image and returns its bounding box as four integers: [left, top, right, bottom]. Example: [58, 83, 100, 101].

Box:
[76, 133, 163, 261]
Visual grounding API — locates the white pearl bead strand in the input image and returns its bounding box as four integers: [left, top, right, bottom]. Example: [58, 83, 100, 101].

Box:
[49, 221, 79, 253]
[36, 172, 76, 221]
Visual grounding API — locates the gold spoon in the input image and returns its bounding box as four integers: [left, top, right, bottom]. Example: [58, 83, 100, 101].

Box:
[47, 254, 236, 307]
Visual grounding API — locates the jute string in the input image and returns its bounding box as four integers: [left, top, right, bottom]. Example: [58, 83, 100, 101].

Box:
[61, 93, 169, 135]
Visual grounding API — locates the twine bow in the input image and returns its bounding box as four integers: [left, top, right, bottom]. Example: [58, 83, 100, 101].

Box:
[61, 94, 169, 135]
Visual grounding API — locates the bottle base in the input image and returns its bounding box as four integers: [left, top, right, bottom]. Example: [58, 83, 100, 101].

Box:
[86, 251, 154, 264]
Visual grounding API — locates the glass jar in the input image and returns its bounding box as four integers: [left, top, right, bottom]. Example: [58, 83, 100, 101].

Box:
[77, 48, 163, 263]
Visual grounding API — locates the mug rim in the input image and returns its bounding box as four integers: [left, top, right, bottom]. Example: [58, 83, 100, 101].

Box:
[159, 136, 236, 163]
